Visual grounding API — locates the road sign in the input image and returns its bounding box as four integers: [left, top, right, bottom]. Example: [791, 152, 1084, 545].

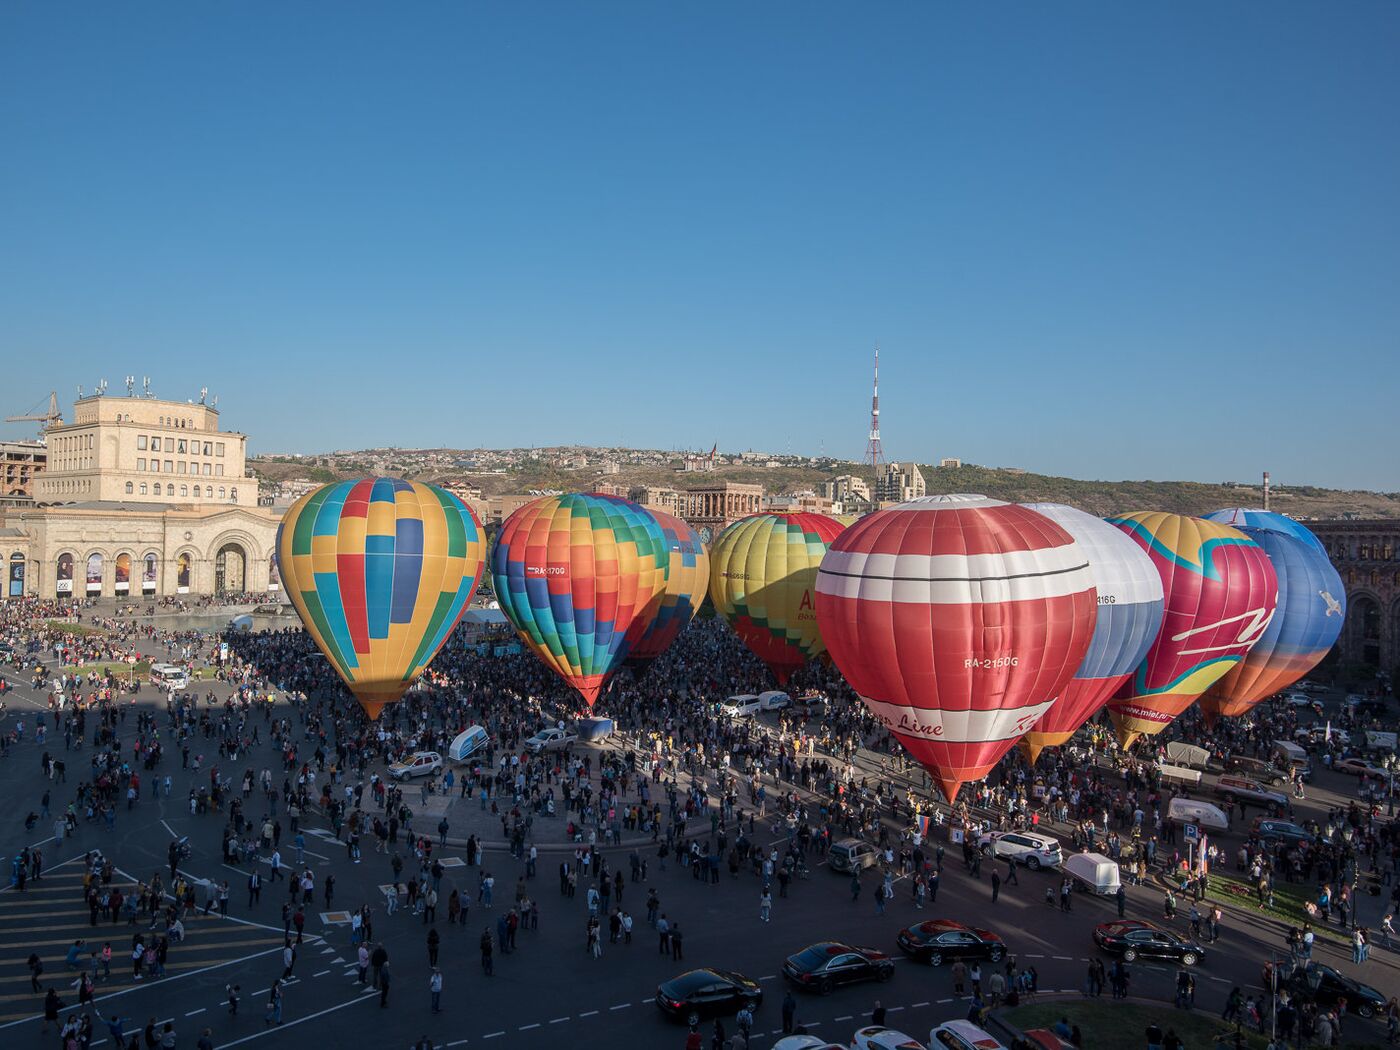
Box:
[1183, 823, 1199, 842]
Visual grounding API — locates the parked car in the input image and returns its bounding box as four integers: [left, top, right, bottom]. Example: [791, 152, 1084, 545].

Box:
[1251, 818, 1315, 847]
[827, 838, 880, 874]
[976, 830, 1062, 871]
[758, 690, 791, 710]
[851, 1027, 927, 1050]
[1284, 962, 1386, 1019]
[773, 1039, 843, 1050]
[896, 919, 1006, 966]
[928, 1021, 1008, 1050]
[1334, 757, 1389, 778]
[1093, 920, 1205, 965]
[1223, 756, 1289, 786]
[1295, 726, 1350, 747]
[387, 751, 442, 780]
[781, 942, 894, 995]
[654, 968, 762, 1021]
[1214, 774, 1289, 811]
[523, 727, 578, 753]
[1283, 692, 1313, 707]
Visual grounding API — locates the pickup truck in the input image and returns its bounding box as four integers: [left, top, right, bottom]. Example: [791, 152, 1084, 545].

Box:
[524, 727, 579, 753]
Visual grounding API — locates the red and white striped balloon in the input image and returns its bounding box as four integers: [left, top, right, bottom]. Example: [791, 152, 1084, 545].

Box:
[815, 494, 1098, 801]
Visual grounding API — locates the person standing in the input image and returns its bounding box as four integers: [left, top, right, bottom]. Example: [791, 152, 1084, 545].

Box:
[781, 991, 796, 1034]
[378, 960, 392, 1007]
[264, 979, 283, 1027]
[429, 968, 443, 1013]
[991, 870, 1001, 904]
[357, 943, 370, 984]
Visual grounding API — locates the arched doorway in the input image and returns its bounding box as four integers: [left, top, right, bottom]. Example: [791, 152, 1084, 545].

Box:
[1347, 594, 1382, 667]
[8, 553, 24, 597]
[114, 553, 132, 595]
[215, 544, 246, 595]
[56, 552, 74, 597]
[142, 553, 159, 595]
[85, 552, 103, 595]
[177, 552, 192, 593]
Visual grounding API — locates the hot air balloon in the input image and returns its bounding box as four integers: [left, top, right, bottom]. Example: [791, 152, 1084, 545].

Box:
[709, 512, 846, 685]
[625, 509, 709, 673]
[1105, 513, 1279, 747]
[491, 493, 669, 706]
[1018, 503, 1165, 763]
[1197, 523, 1344, 723]
[815, 495, 1098, 801]
[277, 478, 486, 720]
[1201, 508, 1328, 555]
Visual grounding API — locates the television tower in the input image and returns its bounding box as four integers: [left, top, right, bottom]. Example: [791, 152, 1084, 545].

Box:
[864, 346, 883, 470]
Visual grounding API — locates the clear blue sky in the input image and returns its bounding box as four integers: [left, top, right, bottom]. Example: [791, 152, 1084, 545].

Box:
[2, 4, 1397, 489]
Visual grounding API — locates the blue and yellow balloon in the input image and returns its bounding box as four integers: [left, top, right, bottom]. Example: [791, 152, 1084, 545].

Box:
[277, 478, 486, 719]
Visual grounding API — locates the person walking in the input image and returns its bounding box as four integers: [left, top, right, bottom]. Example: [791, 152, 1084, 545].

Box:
[480, 929, 494, 975]
[991, 870, 1001, 903]
[781, 991, 797, 1034]
[264, 979, 283, 1027]
[759, 889, 771, 923]
[378, 960, 392, 1007]
[429, 968, 443, 1013]
[357, 943, 370, 984]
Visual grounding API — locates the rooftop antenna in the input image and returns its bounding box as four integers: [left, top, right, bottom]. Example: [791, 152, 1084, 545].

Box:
[96, 378, 108, 396]
[212, 395, 219, 409]
[142, 376, 152, 398]
[125, 375, 135, 397]
[77, 384, 84, 400]
[199, 386, 208, 405]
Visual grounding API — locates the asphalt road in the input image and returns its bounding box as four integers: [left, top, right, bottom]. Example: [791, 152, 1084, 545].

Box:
[2, 626, 1397, 1050]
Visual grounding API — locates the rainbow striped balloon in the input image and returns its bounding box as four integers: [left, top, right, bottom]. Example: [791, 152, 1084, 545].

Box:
[277, 478, 486, 719]
[492, 493, 669, 706]
[625, 509, 709, 673]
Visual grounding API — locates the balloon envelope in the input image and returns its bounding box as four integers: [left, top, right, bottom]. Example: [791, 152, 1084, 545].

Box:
[709, 512, 846, 685]
[1105, 513, 1279, 745]
[491, 493, 669, 706]
[278, 478, 486, 720]
[816, 494, 1098, 800]
[1201, 508, 1328, 556]
[626, 509, 710, 672]
[1198, 524, 1344, 722]
[1019, 503, 1165, 761]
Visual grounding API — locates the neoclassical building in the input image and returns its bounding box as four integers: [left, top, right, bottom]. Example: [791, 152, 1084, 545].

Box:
[2, 501, 281, 598]
[1310, 519, 1400, 673]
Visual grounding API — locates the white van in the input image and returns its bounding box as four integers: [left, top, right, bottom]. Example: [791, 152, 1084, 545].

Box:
[1165, 742, 1212, 770]
[1167, 797, 1230, 833]
[758, 690, 791, 711]
[1364, 730, 1399, 753]
[448, 725, 489, 763]
[720, 695, 762, 718]
[1155, 763, 1203, 788]
[1062, 852, 1121, 895]
[150, 663, 190, 690]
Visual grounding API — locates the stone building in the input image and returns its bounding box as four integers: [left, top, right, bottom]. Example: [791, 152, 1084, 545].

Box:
[1310, 519, 1400, 673]
[1, 441, 46, 501]
[875, 461, 926, 504]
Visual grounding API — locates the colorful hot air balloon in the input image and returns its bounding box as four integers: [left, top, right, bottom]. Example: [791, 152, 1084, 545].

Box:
[1201, 508, 1328, 555]
[1018, 503, 1165, 763]
[625, 509, 710, 673]
[816, 495, 1098, 801]
[1105, 513, 1279, 746]
[491, 493, 669, 706]
[1197, 524, 1345, 723]
[709, 512, 846, 685]
[277, 478, 486, 720]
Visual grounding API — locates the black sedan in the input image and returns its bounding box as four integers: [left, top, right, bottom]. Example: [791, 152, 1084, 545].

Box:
[1285, 963, 1387, 1019]
[782, 942, 895, 995]
[896, 919, 1006, 966]
[655, 969, 763, 1022]
[1252, 818, 1315, 847]
[1093, 921, 1205, 965]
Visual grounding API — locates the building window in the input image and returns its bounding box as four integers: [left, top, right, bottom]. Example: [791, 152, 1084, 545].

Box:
[215, 464, 224, 477]
[178, 462, 187, 474]
[164, 460, 173, 472]
[139, 483, 147, 495]
[137, 435, 147, 450]
[151, 460, 159, 472]
[137, 458, 146, 471]
[218, 487, 226, 499]
[230, 487, 237, 501]
[180, 484, 188, 496]
[125, 482, 133, 494]
[164, 438, 173, 452]
[216, 443, 225, 457]
[203, 463, 211, 476]
[203, 442, 212, 455]
[177, 439, 187, 454]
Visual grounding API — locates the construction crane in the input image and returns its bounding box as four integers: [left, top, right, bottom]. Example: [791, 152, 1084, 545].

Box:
[5, 391, 63, 438]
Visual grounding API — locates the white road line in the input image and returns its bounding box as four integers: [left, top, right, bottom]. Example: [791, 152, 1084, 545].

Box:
[1025, 953, 1045, 958]
[520, 1024, 540, 1031]
[447, 1041, 470, 1047]
[760, 974, 777, 981]
[886, 1006, 904, 1013]
[937, 998, 953, 1004]
[483, 1033, 504, 1040]
[161, 819, 180, 838]
[548, 1017, 569, 1024]
[313, 969, 330, 977]
[834, 1016, 852, 1022]
[1052, 955, 1073, 960]
[185, 1009, 206, 1017]
[642, 998, 654, 1003]
[579, 1010, 599, 1018]
[911, 1002, 929, 1008]
[609, 1003, 631, 1011]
